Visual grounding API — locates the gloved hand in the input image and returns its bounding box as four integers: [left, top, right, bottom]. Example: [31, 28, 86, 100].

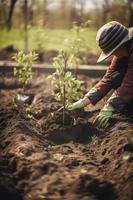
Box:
[93, 104, 115, 130]
[68, 99, 84, 111]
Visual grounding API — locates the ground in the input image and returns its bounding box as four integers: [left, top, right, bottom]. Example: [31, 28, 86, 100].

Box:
[0, 74, 133, 200]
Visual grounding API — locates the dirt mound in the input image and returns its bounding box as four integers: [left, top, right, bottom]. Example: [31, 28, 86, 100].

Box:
[67, 174, 117, 200]
[0, 45, 17, 61]
[0, 172, 22, 200]
[0, 75, 133, 200]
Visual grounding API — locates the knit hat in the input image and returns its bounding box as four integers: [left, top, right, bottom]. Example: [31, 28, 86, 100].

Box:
[96, 21, 133, 63]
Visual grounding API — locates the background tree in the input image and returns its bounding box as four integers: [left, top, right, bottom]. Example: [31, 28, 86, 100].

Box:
[6, 0, 17, 30]
[1, 0, 133, 30]
[127, 0, 133, 27]
[102, 0, 110, 24]
[0, 0, 7, 28]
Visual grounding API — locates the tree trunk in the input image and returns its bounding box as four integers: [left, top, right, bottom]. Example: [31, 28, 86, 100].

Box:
[128, 0, 133, 27]
[24, 0, 28, 53]
[102, 0, 110, 24]
[6, 0, 17, 30]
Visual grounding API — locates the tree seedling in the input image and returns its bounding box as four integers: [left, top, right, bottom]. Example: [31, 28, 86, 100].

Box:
[34, 28, 48, 61]
[48, 50, 82, 125]
[65, 21, 90, 77]
[12, 51, 38, 104]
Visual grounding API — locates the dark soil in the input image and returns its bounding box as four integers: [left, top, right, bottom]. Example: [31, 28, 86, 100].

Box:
[0, 74, 133, 200]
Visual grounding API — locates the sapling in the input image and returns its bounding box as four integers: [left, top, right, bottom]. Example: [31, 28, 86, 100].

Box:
[13, 51, 38, 92]
[12, 51, 38, 104]
[35, 28, 48, 61]
[66, 21, 90, 77]
[70, 22, 83, 68]
[48, 50, 82, 125]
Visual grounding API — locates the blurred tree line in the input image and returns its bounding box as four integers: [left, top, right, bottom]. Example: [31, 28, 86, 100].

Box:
[0, 0, 133, 29]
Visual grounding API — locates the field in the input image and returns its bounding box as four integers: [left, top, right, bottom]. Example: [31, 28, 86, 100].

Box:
[0, 1, 133, 200]
[0, 73, 133, 200]
[0, 27, 99, 54]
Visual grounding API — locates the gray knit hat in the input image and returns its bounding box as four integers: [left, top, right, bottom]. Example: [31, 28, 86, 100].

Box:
[96, 21, 133, 63]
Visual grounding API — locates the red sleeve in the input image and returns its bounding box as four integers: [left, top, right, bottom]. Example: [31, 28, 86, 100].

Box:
[117, 53, 133, 102]
[94, 56, 118, 96]
[86, 56, 128, 105]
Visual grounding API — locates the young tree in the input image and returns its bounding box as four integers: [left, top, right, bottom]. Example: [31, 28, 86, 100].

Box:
[13, 51, 38, 92]
[48, 50, 82, 124]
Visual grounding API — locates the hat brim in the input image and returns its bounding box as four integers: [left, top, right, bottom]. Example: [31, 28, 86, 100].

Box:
[97, 27, 133, 63]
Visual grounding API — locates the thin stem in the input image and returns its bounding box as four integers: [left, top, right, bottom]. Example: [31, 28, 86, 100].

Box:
[75, 64, 78, 79]
[23, 83, 26, 94]
[62, 53, 67, 125]
[63, 84, 65, 125]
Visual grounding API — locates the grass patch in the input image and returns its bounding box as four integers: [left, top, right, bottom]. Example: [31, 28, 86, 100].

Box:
[0, 27, 99, 54]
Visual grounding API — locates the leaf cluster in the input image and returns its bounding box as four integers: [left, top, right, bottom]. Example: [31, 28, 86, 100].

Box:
[13, 51, 38, 86]
[48, 50, 82, 106]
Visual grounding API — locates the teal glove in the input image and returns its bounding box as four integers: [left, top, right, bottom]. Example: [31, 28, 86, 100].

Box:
[68, 99, 84, 111]
[93, 104, 115, 130]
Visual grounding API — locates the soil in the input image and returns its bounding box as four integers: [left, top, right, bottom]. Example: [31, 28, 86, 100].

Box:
[0, 74, 133, 200]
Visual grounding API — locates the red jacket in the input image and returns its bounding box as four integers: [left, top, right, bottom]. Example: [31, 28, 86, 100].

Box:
[86, 39, 133, 112]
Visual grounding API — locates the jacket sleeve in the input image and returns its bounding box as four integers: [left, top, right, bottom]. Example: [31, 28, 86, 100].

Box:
[85, 56, 128, 105]
[109, 54, 133, 112]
